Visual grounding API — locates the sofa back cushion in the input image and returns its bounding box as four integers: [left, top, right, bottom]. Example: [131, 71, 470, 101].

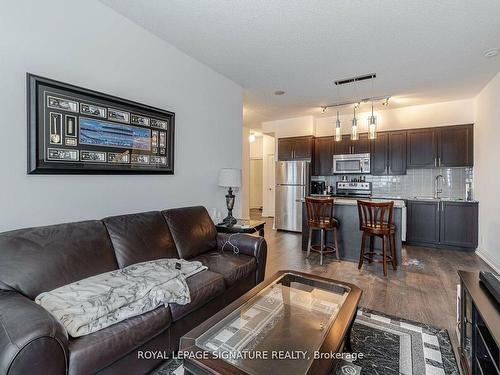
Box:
[103, 211, 178, 268]
[0, 220, 118, 299]
[161, 206, 217, 259]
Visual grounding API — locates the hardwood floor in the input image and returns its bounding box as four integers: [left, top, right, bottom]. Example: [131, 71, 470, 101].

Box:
[250, 209, 491, 354]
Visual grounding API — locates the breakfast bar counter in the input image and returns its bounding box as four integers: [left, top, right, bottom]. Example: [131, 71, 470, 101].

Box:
[301, 197, 404, 265]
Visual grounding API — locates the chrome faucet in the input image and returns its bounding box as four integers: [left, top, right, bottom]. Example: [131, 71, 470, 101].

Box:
[434, 174, 445, 199]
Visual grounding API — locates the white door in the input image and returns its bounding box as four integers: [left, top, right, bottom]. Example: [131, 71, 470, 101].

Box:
[249, 159, 263, 209]
[263, 153, 275, 217]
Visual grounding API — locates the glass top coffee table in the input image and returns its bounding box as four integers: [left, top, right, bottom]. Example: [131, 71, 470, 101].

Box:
[179, 270, 362, 375]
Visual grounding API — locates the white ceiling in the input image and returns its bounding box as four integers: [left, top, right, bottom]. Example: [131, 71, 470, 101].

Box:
[101, 0, 500, 127]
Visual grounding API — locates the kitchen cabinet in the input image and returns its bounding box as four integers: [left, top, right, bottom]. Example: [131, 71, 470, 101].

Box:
[407, 200, 440, 245]
[333, 134, 369, 155]
[313, 136, 334, 175]
[438, 125, 473, 167]
[440, 201, 478, 248]
[277, 136, 313, 160]
[407, 124, 473, 168]
[334, 135, 352, 155]
[407, 128, 438, 168]
[407, 200, 478, 249]
[370, 131, 407, 175]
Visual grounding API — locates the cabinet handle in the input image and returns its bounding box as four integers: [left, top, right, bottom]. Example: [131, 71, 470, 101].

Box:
[438, 157, 441, 166]
[434, 157, 437, 167]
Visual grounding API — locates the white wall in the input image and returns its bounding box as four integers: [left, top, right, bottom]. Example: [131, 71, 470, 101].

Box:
[0, 1, 242, 232]
[262, 115, 314, 138]
[315, 99, 474, 136]
[474, 72, 500, 273]
[249, 136, 263, 159]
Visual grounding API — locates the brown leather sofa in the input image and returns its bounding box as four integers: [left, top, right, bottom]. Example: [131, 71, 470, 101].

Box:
[0, 206, 267, 375]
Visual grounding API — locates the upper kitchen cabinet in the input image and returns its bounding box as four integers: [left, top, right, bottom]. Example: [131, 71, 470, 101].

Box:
[407, 124, 474, 168]
[370, 131, 407, 175]
[334, 135, 352, 155]
[313, 136, 334, 175]
[333, 134, 369, 155]
[277, 136, 314, 161]
[438, 124, 473, 167]
[407, 128, 438, 168]
[370, 132, 389, 175]
[388, 131, 407, 174]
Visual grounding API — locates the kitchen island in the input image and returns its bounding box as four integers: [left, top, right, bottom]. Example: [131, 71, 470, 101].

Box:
[301, 197, 405, 265]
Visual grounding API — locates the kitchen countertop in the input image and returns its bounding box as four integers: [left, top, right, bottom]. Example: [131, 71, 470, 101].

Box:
[310, 193, 478, 204]
[304, 195, 406, 208]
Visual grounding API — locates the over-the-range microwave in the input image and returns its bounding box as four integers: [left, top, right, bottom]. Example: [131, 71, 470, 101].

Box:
[333, 153, 371, 174]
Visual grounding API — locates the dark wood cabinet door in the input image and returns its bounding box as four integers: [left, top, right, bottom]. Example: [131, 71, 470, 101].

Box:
[388, 131, 407, 175]
[438, 125, 473, 167]
[440, 202, 478, 248]
[277, 138, 295, 160]
[313, 137, 334, 175]
[370, 132, 388, 175]
[407, 129, 438, 168]
[407, 200, 440, 245]
[293, 136, 313, 159]
[334, 135, 352, 155]
[353, 133, 370, 154]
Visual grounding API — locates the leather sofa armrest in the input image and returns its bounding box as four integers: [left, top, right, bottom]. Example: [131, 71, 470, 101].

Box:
[216, 233, 267, 284]
[0, 290, 68, 375]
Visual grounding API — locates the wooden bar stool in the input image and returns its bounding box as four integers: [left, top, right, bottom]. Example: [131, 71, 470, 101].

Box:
[305, 197, 340, 265]
[357, 200, 397, 276]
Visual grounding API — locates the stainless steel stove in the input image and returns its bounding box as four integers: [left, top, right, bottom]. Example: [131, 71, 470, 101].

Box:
[335, 181, 372, 198]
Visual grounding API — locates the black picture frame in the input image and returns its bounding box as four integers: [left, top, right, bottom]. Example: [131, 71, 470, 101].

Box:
[27, 73, 175, 174]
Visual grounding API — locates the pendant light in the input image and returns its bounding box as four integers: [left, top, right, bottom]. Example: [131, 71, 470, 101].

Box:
[335, 110, 342, 141]
[368, 102, 377, 140]
[351, 106, 359, 141]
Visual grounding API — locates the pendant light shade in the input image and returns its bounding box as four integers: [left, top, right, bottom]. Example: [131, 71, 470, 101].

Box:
[351, 107, 359, 141]
[368, 102, 377, 140]
[335, 110, 342, 141]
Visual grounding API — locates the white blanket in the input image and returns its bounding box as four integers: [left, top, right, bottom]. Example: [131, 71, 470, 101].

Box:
[35, 259, 207, 337]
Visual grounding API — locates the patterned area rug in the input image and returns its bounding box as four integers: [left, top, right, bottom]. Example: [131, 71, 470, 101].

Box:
[153, 308, 458, 375]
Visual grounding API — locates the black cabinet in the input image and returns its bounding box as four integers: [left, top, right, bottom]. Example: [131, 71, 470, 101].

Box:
[458, 271, 500, 375]
[407, 124, 473, 168]
[370, 132, 389, 175]
[333, 134, 369, 155]
[370, 131, 407, 175]
[407, 200, 440, 245]
[407, 128, 438, 168]
[334, 135, 352, 155]
[407, 200, 478, 249]
[440, 201, 478, 248]
[278, 136, 313, 161]
[439, 125, 473, 167]
[313, 136, 334, 175]
[388, 131, 407, 175]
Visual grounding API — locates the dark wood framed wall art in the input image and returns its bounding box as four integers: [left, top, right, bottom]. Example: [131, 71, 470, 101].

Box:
[27, 73, 175, 174]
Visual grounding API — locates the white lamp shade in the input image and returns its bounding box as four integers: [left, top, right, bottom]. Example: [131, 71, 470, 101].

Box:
[218, 168, 241, 188]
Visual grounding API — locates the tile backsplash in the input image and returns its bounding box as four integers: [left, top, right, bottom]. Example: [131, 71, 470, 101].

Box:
[314, 168, 473, 199]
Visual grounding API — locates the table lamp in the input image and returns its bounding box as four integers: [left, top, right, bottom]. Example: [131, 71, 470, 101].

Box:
[218, 168, 241, 226]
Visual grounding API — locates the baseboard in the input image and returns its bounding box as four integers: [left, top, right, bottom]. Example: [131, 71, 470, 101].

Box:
[476, 248, 500, 274]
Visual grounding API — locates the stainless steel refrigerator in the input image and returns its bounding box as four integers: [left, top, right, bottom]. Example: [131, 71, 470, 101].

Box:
[275, 161, 310, 232]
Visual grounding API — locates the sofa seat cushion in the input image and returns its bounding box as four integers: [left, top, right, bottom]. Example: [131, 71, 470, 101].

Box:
[169, 270, 225, 321]
[193, 252, 257, 288]
[68, 306, 171, 375]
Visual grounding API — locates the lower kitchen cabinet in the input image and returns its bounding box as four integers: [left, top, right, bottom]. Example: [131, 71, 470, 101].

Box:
[407, 201, 440, 245]
[407, 200, 478, 249]
[440, 201, 478, 248]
